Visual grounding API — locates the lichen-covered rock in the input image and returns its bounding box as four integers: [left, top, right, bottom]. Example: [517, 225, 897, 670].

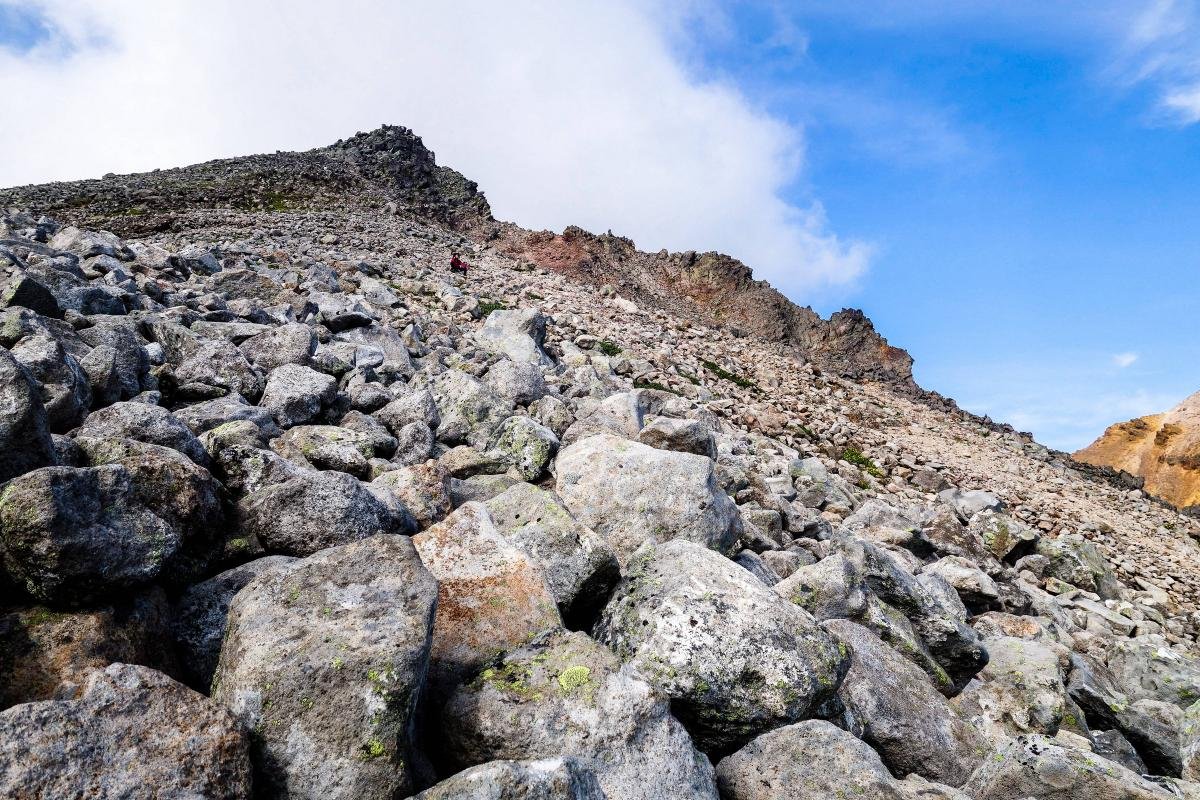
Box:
[412, 502, 562, 702]
[443, 629, 718, 800]
[375, 389, 440, 436]
[259, 363, 338, 427]
[490, 415, 559, 481]
[1037, 533, 1123, 599]
[213, 535, 437, 799]
[823, 619, 985, 786]
[0, 440, 224, 604]
[430, 369, 514, 448]
[1183, 700, 1200, 780]
[965, 734, 1180, 799]
[172, 556, 298, 691]
[72, 401, 209, 467]
[0, 589, 178, 708]
[485, 360, 548, 406]
[594, 539, 847, 753]
[0, 346, 57, 483]
[409, 758, 607, 800]
[556, 433, 740, 564]
[237, 469, 411, 556]
[271, 424, 377, 477]
[953, 635, 1068, 743]
[483, 482, 620, 626]
[0, 663, 252, 799]
[173, 393, 282, 438]
[716, 719, 964, 800]
[1103, 634, 1200, 709]
[968, 509, 1038, 562]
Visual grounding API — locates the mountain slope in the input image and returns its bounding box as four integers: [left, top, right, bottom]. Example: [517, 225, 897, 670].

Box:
[1076, 390, 1200, 510]
[0, 125, 913, 388]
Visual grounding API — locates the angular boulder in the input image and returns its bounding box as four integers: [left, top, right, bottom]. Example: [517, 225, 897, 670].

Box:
[555, 433, 739, 564]
[0, 347, 56, 483]
[213, 536, 437, 799]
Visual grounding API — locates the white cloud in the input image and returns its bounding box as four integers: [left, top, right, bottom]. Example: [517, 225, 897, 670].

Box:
[0, 0, 870, 295]
[1113, 352, 1140, 368]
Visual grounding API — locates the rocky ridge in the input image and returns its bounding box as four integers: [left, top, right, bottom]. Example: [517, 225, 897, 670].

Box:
[1, 127, 1200, 798]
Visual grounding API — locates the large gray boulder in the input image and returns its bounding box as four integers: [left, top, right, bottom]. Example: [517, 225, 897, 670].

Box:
[429, 369, 514, 448]
[490, 415, 559, 481]
[475, 309, 553, 366]
[375, 389, 440, 436]
[594, 539, 847, 753]
[172, 393, 282, 438]
[823, 620, 985, 787]
[1103, 635, 1200, 709]
[0, 347, 56, 483]
[173, 556, 298, 691]
[483, 482, 620, 626]
[9, 334, 90, 432]
[259, 363, 338, 428]
[237, 470, 411, 556]
[965, 734, 1183, 799]
[409, 758, 606, 800]
[0, 663, 252, 799]
[555, 433, 739, 565]
[443, 628, 718, 800]
[953, 635, 1069, 744]
[1037, 533, 1123, 599]
[412, 502, 562, 702]
[716, 719, 969, 800]
[1, 440, 224, 604]
[239, 322, 316, 371]
[213, 535, 437, 799]
[73, 401, 209, 467]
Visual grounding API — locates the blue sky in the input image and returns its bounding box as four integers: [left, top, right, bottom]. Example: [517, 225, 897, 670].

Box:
[2, 1, 1198, 451]
[668, 2, 1200, 450]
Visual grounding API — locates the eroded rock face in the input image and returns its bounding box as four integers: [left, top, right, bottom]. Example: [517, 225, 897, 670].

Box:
[555, 434, 740, 564]
[0, 663, 252, 800]
[213, 535, 437, 799]
[443, 629, 718, 800]
[594, 539, 847, 753]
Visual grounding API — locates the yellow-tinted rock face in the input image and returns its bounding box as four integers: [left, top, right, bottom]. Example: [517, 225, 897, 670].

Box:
[1076, 391, 1200, 508]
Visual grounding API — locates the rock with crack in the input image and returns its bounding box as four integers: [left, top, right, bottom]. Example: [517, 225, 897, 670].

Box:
[555, 433, 740, 565]
[822, 619, 985, 787]
[1037, 533, 1124, 600]
[593, 538, 847, 754]
[238, 469, 412, 556]
[372, 461, 452, 530]
[412, 502, 563, 704]
[482, 482, 620, 627]
[8, 334, 90, 432]
[271, 424, 378, 478]
[0, 663, 252, 799]
[238, 322, 316, 371]
[443, 628, 718, 800]
[429, 369, 514, 448]
[212, 535, 437, 799]
[715, 719, 971, 800]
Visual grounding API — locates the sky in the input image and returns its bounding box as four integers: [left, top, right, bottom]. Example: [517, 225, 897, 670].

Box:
[1, 1, 1198, 451]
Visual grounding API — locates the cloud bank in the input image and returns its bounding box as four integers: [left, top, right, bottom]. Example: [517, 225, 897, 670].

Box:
[0, 0, 870, 295]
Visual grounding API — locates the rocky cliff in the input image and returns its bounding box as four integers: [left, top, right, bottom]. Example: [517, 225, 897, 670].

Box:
[2, 127, 1200, 799]
[1076, 391, 1200, 511]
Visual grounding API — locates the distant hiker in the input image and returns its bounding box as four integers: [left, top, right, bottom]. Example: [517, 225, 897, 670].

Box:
[450, 252, 469, 274]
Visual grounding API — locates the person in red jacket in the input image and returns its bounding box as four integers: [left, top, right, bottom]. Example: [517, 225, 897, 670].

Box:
[450, 252, 469, 274]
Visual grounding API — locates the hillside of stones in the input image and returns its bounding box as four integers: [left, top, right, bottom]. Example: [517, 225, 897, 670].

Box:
[1, 129, 1200, 799]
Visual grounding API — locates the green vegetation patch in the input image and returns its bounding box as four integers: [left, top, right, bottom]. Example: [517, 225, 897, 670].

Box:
[841, 447, 883, 478]
[701, 359, 758, 390]
[478, 300, 507, 316]
[597, 340, 622, 357]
